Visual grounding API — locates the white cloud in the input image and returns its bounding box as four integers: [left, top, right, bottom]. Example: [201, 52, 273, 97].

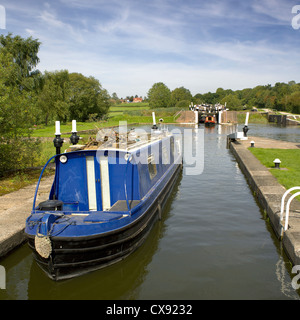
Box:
[196, 40, 287, 64]
[25, 28, 35, 36]
[96, 8, 130, 33]
[39, 10, 65, 29]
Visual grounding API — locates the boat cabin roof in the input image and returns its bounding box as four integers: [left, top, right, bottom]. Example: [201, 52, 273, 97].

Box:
[66, 129, 172, 154]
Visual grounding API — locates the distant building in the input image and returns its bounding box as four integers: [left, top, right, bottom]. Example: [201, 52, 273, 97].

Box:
[133, 97, 143, 103]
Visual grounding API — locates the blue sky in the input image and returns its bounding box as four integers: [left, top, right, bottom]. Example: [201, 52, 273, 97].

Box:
[1, 0, 300, 98]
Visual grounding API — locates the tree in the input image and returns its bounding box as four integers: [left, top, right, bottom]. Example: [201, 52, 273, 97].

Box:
[0, 51, 40, 176]
[193, 93, 203, 104]
[286, 91, 300, 114]
[202, 91, 217, 104]
[170, 87, 192, 107]
[69, 73, 110, 122]
[147, 82, 171, 108]
[221, 94, 242, 110]
[112, 92, 119, 100]
[215, 88, 226, 102]
[37, 70, 70, 125]
[0, 33, 41, 89]
[0, 34, 42, 177]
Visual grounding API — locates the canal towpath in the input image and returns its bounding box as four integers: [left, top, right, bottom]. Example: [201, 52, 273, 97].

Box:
[230, 136, 300, 267]
[0, 175, 54, 258]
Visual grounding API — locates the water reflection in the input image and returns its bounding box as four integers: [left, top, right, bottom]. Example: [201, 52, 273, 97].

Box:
[246, 123, 300, 143]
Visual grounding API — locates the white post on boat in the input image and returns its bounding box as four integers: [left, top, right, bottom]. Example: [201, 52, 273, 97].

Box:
[70, 120, 80, 145]
[53, 121, 64, 154]
[152, 112, 158, 129]
[72, 120, 77, 133]
[55, 121, 61, 135]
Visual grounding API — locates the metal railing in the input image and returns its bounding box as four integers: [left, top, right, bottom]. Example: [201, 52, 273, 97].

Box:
[280, 187, 300, 235]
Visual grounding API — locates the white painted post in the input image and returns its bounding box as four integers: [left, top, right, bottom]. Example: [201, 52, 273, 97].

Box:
[219, 111, 222, 124]
[55, 121, 61, 135]
[72, 120, 77, 133]
[194, 111, 198, 124]
[152, 112, 156, 126]
[245, 112, 249, 126]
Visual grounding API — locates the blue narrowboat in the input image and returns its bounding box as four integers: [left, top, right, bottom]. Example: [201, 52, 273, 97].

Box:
[25, 125, 182, 280]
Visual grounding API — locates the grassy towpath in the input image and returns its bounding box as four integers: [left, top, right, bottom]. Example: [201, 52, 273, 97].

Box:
[249, 148, 300, 200]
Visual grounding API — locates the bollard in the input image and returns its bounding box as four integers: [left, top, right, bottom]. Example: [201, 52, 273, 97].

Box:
[250, 140, 255, 147]
[273, 158, 281, 169]
[243, 125, 249, 137]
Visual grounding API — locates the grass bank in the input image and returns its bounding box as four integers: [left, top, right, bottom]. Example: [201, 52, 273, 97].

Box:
[0, 168, 54, 196]
[32, 106, 181, 138]
[249, 148, 300, 201]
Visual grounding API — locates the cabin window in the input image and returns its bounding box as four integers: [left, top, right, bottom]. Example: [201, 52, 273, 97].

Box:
[148, 154, 157, 180]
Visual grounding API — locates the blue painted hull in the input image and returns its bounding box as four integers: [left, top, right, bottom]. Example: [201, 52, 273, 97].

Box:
[25, 133, 182, 280]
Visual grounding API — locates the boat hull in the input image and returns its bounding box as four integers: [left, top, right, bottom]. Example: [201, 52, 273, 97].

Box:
[205, 122, 216, 126]
[27, 163, 182, 281]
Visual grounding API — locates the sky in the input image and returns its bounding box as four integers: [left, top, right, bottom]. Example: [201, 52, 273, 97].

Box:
[1, 0, 300, 98]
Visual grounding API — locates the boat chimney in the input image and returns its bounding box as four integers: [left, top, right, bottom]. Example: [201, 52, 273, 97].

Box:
[53, 121, 64, 155]
[152, 112, 158, 130]
[70, 120, 80, 145]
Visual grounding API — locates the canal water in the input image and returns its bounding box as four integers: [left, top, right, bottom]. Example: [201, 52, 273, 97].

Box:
[0, 123, 299, 300]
